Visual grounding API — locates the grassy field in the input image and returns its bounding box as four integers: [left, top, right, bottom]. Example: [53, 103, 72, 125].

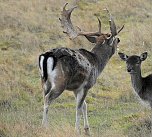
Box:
[0, 0, 152, 136]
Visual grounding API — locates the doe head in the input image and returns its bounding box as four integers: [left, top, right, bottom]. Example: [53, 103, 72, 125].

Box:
[118, 52, 148, 74]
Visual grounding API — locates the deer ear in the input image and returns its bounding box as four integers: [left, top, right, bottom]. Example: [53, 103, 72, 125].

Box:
[84, 36, 96, 43]
[140, 52, 147, 61]
[118, 52, 128, 61]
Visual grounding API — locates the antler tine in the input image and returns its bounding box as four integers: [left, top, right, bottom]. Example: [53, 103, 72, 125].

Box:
[59, 3, 78, 39]
[69, 6, 77, 15]
[104, 8, 117, 37]
[78, 17, 102, 37]
[117, 24, 124, 34]
[63, 3, 68, 11]
[104, 8, 124, 36]
[97, 17, 101, 34]
[62, 3, 77, 18]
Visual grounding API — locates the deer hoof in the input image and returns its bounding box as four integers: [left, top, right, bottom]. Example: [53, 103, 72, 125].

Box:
[84, 127, 90, 136]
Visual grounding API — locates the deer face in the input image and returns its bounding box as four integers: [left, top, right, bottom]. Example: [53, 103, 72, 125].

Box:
[85, 33, 120, 58]
[85, 32, 120, 50]
[118, 52, 148, 74]
[105, 34, 120, 53]
[100, 35, 120, 57]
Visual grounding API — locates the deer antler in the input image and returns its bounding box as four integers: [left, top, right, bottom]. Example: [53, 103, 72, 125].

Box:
[104, 8, 124, 37]
[59, 3, 102, 39]
[59, 3, 78, 39]
[79, 17, 101, 37]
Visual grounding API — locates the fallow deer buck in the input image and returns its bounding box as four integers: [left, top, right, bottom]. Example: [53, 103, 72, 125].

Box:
[118, 52, 152, 108]
[39, 3, 124, 134]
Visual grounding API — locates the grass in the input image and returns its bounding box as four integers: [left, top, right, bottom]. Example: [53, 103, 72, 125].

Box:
[0, 0, 152, 136]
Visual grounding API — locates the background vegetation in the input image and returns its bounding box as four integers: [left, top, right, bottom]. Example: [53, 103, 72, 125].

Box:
[0, 0, 152, 136]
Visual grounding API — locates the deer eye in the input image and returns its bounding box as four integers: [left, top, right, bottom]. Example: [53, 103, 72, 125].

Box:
[136, 62, 140, 65]
[107, 34, 111, 38]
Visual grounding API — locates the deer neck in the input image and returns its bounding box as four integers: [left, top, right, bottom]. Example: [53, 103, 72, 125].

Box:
[91, 44, 114, 74]
[130, 71, 143, 94]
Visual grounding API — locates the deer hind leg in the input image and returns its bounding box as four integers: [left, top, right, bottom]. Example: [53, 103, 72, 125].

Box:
[42, 81, 51, 127]
[74, 88, 90, 135]
[42, 81, 65, 127]
[42, 56, 66, 127]
[82, 100, 90, 135]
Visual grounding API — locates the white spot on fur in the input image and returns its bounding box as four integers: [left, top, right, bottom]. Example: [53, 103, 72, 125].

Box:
[39, 56, 44, 77]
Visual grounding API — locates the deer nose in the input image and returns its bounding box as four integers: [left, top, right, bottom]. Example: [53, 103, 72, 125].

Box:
[127, 68, 131, 72]
[117, 38, 120, 43]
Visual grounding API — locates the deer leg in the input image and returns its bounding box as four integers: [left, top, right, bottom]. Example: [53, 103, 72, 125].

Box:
[82, 100, 90, 135]
[42, 83, 64, 127]
[75, 90, 83, 134]
[42, 97, 49, 127]
[42, 82, 51, 127]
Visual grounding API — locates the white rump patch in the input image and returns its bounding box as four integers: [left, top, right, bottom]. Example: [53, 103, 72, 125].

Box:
[39, 56, 44, 77]
[47, 57, 54, 74]
[47, 57, 56, 88]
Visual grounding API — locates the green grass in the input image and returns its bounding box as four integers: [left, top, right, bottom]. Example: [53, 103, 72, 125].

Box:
[1, 0, 152, 137]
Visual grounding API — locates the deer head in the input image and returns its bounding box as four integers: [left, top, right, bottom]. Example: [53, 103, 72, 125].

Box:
[118, 52, 148, 74]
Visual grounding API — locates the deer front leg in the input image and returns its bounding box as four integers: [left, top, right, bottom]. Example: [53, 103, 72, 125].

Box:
[75, 106, 81, 134]
[75, 89, 83, 134]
